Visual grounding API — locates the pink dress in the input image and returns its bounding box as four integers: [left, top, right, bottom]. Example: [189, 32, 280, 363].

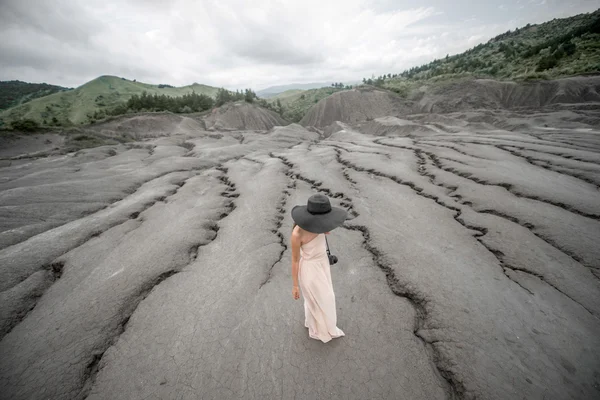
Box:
[299, 233, 345, 343]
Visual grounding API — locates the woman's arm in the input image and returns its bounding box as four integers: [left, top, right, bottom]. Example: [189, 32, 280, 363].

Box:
[291, 228, 301, 299]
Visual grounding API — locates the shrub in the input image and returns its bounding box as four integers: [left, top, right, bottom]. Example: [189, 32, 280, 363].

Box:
[537, 55, 558, 71]
[11, 118, 40, 131]
[561, 41, 577, 56]
[73, 134, 94, 141]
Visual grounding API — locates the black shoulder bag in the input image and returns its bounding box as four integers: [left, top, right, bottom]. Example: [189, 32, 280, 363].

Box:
[324, 235, 338, 265]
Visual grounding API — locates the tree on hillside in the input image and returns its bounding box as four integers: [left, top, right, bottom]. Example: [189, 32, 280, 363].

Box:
[537, 55, 558, 71]
[106, 90, 214, 119]
[244, 89, 256, 103]
[215, 88, 232, 107]
[11, 118, 40, 131]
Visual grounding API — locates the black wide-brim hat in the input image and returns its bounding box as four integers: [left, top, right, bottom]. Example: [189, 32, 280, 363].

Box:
[291, 193, 347, 234]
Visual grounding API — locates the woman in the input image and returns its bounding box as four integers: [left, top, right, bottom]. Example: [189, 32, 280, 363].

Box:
[291, 193, 347, 343]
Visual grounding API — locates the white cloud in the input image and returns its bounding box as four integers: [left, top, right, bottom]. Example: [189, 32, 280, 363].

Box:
[0, 0, 598, 89]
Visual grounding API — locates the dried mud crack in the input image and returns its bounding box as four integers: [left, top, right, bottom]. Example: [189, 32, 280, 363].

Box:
[259, 160, 292, 289]
[376, 139, 600, 272]
[336, 150, 468, 399]
[80, 166, 239, 399]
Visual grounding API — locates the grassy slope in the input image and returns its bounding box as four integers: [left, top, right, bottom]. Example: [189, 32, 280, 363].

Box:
[268, 89, 305, 103]
[0, 81, 72, 111]
[0, 75, 220, 127]
[267, 87, 344, 122]
[380, 9, 600, 95]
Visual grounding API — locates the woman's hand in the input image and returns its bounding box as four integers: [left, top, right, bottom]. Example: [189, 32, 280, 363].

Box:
[292, 286, 300, 300]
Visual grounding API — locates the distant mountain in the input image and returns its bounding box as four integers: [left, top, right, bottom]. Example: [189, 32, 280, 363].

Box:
[257, 81, 359, 98]
[0, 80, 71, 111]
[0, 75, 220, 127]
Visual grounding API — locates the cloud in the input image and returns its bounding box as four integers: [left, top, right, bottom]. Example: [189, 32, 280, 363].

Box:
[0, 0, 598, 89]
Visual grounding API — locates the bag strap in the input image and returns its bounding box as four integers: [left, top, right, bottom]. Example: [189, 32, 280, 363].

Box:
[324, 234, 331, 255]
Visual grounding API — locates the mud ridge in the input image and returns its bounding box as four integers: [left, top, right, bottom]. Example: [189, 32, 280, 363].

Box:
[81, 166, 239, 399]
[335, 149, 461, 213]
[0, 175, 198, 341]
[423, 151, 599, 273]
[2, 166, 210, 252]
[415, 149, 600, 310]
[416, 141, 490, 161]
[339, 215, 463, 398]
[326, 150, 464, 398]
[339, 141, 599, 389]
[415, 153, 554, 298]
[0, 261, 66, 339]
[269, 152, 359, 219]
[495, 145, 600, 188]
[448, 139, 596, 164]
[260, 161, 292, 289]
[80, 269, 178, 399]
[502, 257, 596, 316]
[475, 209, 599, 273]
[438, 162, 600, 221]
[320, 142, 392, 159]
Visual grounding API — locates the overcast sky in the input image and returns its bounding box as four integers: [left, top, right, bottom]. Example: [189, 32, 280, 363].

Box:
[0, 0, 598, 90]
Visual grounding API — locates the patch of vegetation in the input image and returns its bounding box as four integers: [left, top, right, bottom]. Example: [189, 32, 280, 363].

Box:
[215, 88, 258, 107]
[104, 91, 215, 119]
[0, 80, 71, 111]
[62, 130, 130, 153]
[10, 118, 40, 132]
[362, 9, 600, 90]
[330, 82, 354, 89]
[0, 75, 221, 127]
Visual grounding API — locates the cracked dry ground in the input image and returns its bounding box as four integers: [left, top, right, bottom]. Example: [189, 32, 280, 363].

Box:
[0, 121, 599, 400]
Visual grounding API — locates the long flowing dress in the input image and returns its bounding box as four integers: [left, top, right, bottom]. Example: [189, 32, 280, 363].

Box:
[299, 233, 345, 343]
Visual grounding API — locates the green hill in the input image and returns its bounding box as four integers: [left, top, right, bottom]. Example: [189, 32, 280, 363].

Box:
[367, 9, 600, 95]
[0, 75, 220, 127]
[267, 87, 346, 122]
[269, 89, 305, 102]
[0, 81, 71, 111]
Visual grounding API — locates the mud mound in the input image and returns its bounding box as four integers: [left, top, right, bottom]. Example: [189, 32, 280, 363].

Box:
[300, 86, 410, 128]
[323, 121, 346, 138]
[204, 102, 287, 131]
[91, 112, 206, 138]
[0, 133, 65, 159]
[414, 75, 600, 113]
[354, 116, 442, 137]
[404, 113, 469, 127]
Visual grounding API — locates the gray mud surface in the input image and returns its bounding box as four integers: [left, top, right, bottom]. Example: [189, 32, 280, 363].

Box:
[1, 93, 600, 400]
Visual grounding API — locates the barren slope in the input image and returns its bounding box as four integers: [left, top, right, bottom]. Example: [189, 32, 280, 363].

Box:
[299, 86, 410, 128]
[204, 101, 288, 131]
